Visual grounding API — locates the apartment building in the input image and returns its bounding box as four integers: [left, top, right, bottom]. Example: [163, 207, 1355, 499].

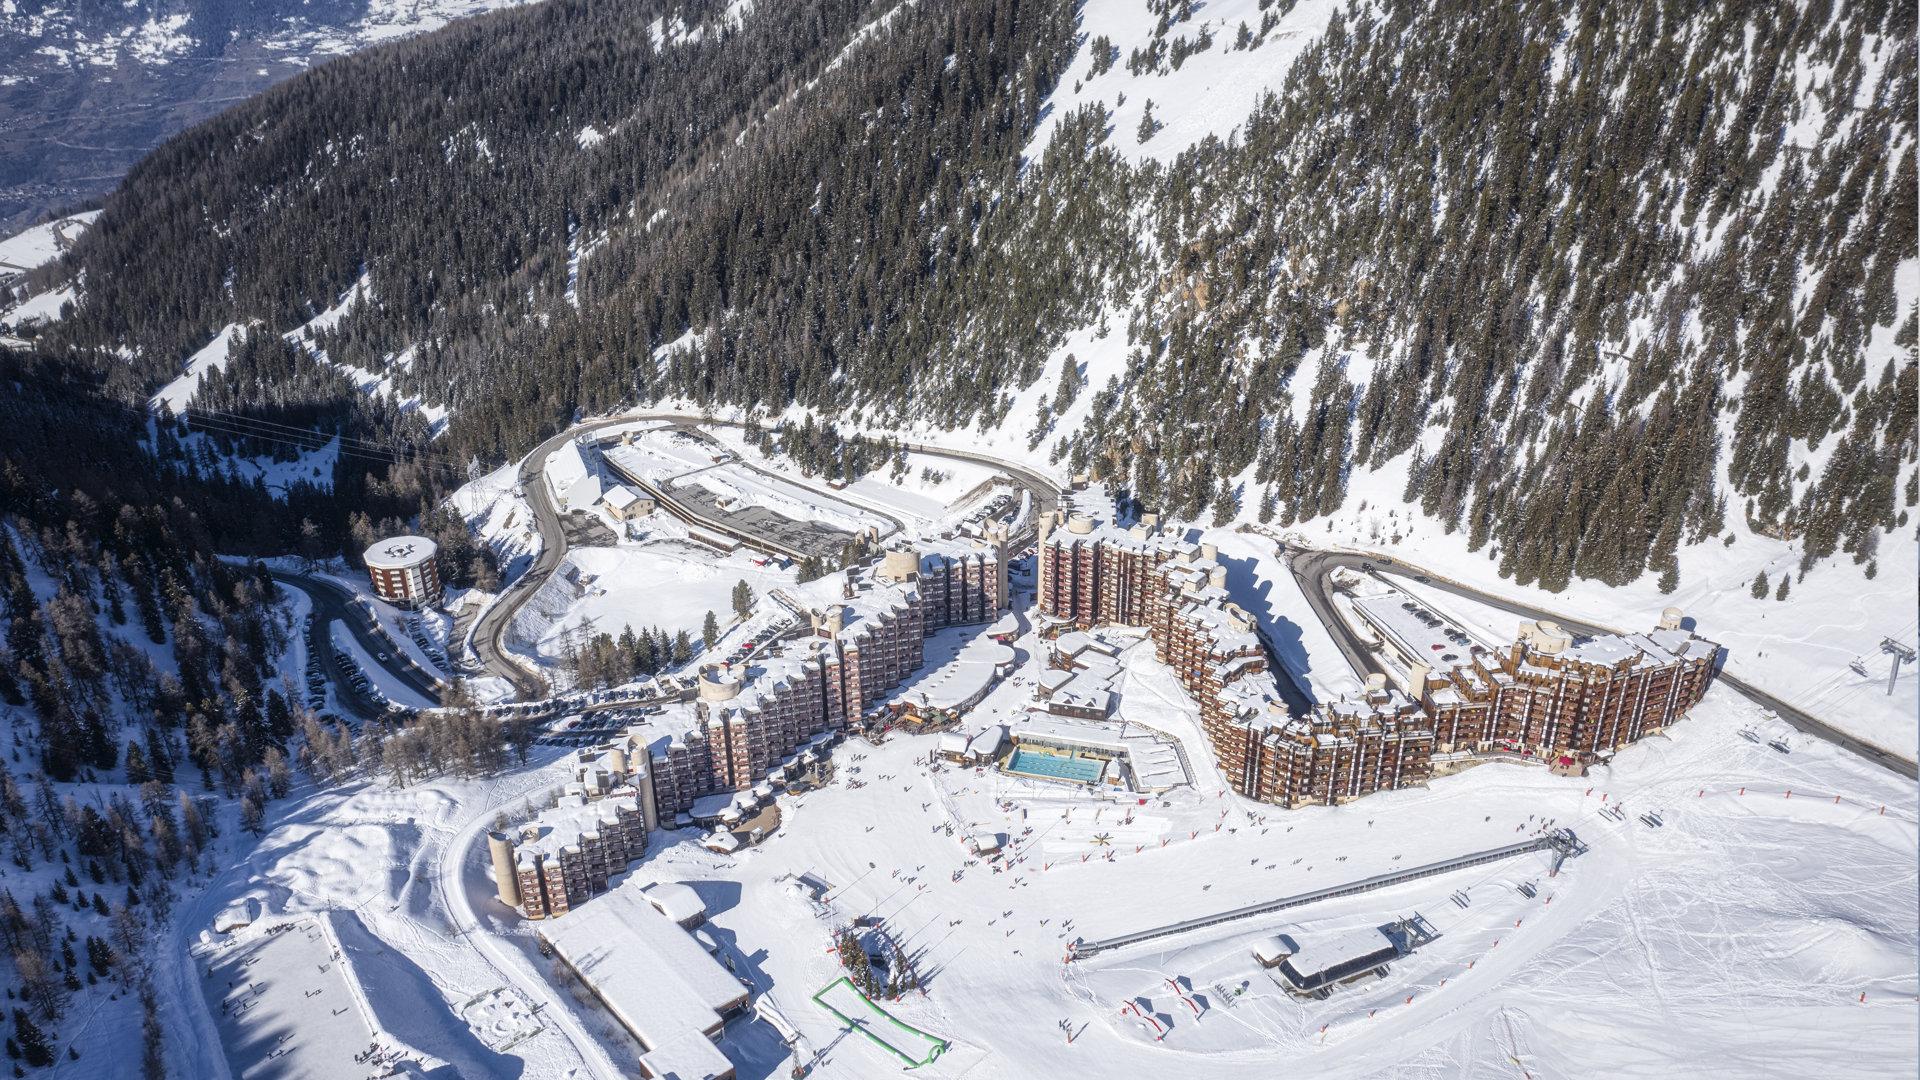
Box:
[914, 530, 1010, 629]
[633, 555, 930, 822]
[1351, 593, 1720, 759]
[1249, 681, 1436, 806]
[1036, 507, 1720, 807]
[496, 777, 650, 919]
[363, 535, 442, 608]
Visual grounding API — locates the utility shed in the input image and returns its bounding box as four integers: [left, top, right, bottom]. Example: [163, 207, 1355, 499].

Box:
[538, 884, 747, 1079]
[1276, 926, 1400, 995]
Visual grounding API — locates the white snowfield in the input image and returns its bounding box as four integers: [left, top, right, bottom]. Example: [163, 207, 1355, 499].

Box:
[1027, 0, 1342, 166]
[0, 210, 96, 277]
[512, 543, 798, 667]
[0, 213, 95, 339]
[149, 322, 247, 413]
[189, 584, 1916, 1080]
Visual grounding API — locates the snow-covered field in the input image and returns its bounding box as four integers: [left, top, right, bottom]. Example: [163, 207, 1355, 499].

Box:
[166, 767, 630, 1080]
[0, 209, 90, 336]
[177, 567, 1917, 1080]
[510, 542, 798, 668]
[1026, 0, 1343, 167]
[453, 461, 541, 579]
[706, 425, 1005, 531]
[149, 323, 246, 413]
[595, 679, 1919, 1080]
[0, 210, 95, 276]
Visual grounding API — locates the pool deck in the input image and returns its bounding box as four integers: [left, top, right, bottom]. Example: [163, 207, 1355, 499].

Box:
[1002, 748, 1108, 786]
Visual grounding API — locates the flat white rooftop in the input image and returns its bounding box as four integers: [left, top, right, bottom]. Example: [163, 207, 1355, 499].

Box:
[1284, 925, 1397, 981]
[538, 882, 747, 1076]
[1352, 592, 1480, 675]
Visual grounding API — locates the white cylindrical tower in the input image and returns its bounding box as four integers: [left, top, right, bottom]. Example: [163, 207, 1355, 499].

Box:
[487, 831, 521, 909]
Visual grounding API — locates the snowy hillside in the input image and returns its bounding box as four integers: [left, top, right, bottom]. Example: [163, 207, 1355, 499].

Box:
[0, 0, 537, 230]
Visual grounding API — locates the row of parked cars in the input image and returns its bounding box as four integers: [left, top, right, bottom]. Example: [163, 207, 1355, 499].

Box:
[401, 612, 454, 675]
[301, 613, 328, 712]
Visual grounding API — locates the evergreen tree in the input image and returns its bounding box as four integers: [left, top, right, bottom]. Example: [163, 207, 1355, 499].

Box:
[124, 742, 151, 786]
[1136, 100, 1160, 143]
[9, 1011, 49, 1068]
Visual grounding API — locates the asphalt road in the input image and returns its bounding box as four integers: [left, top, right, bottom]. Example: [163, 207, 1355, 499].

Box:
[268, 568, 444, 718]
[1284, 545, 1917, 780]
[468, 413, 1064, 703]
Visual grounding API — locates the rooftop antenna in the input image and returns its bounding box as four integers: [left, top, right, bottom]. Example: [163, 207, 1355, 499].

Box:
[1881, 638, 1915, 696]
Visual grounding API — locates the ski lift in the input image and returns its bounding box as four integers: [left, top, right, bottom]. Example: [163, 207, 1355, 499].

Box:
[1849, 657, 1870, 677]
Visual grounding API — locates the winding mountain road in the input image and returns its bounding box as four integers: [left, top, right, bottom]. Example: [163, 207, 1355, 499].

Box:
[1284, 545, 1917, 779]
[468, 413, 1063, 703]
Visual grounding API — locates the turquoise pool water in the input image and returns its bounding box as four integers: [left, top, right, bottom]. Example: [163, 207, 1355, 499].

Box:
[1005, 749, 1104, 784]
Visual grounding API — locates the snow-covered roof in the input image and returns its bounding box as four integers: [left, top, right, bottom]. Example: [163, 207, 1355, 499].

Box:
[1561, 628, 1720, 671]
[690, 790, 753, 820]
[1011, 717, 1130, 754]
[903, 639, 1014, 710]
[938, 731, 971, 754]
[967, 725, 1007, 758]
[514, 791, 641, 863]
[1282, 926, 1398, 981]
[363, 534, 437, 571]
[643, 881, 707, 926]
[544, 438, 605, 510]
[603, 484, 643, 510]
[1046, 675, 1112, 716]
[537, 882, 745, 1067]
[1251, 934, 1293, 964]
[1121, 731, 1186, 791]
[213, 897, 262, 933]
[641, 1029, 735, 1080]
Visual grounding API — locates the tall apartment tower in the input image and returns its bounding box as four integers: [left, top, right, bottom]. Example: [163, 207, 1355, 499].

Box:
[363, 535, 443, 608]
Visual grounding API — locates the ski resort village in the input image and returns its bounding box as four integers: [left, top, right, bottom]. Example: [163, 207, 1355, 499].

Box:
[18, 411, 1875, 1080]
[0, 0, 1914, 1078]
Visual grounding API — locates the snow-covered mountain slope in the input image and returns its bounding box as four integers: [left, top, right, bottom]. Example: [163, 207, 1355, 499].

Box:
[16, 0, 1916, 749]
[0, 0, 535, 230]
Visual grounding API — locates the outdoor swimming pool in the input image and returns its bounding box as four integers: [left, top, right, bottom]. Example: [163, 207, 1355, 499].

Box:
[1004, 748, 1105, 784]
